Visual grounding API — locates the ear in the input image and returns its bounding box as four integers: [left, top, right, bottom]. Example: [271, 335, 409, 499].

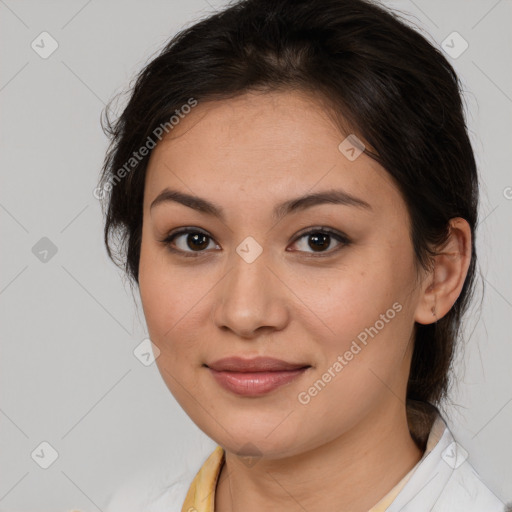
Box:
[414, 218, 472, 325]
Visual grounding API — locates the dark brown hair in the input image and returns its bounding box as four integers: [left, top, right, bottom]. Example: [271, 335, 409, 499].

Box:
[98, 0, 479, 434]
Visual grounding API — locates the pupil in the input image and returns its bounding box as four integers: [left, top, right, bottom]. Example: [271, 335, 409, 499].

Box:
[309, 233, 330, 251]
[188, 233, 209, 250]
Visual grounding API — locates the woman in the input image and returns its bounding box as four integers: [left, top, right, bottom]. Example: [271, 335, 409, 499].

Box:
[98, 0, 506, 510]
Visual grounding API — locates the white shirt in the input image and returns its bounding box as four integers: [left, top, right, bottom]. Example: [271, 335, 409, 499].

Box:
[104, 412, 506, 511]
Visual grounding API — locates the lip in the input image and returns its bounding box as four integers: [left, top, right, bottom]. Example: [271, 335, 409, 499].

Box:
[205, 357, 311, 396]
[206, 356, 310, 372]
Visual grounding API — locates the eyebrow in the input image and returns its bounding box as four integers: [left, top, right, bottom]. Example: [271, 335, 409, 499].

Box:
[150, 187, 372, 222]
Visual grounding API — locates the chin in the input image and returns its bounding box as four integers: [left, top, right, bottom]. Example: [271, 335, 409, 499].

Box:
[207, 420, 305, 459]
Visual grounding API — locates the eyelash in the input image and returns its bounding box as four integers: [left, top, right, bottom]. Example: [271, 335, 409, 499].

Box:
[159, 226, 351, 258]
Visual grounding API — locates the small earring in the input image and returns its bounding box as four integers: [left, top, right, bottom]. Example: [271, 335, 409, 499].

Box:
[431, 305, 436, 317]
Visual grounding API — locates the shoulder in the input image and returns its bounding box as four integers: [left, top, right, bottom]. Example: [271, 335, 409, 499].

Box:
[104, 467, 194, 512]
[433, 460, 506, 512]
[388, 410, 507, 512]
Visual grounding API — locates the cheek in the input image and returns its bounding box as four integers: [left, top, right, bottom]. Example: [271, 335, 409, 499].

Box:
[139, 246, 167, 335]
[139, 248, 206, 406]
[139, 241, 186, 348]
[292, 250, 416, 400]
[139, 241, 213, 370]
[292, 253, 409, 344]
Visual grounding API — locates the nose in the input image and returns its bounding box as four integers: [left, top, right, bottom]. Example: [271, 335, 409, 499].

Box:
[211, 244, 290, 340]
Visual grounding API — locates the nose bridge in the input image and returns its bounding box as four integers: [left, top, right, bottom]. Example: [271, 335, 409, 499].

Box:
[234, 234, 269, 294]
[213, 235, 288, 337]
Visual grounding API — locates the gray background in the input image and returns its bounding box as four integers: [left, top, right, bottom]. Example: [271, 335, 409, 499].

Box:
[0, 0, 511, 510]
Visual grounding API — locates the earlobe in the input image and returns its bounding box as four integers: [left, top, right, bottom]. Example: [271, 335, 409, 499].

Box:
[414, 218, 472, 325]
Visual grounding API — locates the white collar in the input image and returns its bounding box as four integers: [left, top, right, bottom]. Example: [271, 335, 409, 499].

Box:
[387, 412, 505, 511]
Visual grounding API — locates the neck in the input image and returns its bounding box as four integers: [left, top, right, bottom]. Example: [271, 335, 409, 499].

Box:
[215, 401, 424, 512]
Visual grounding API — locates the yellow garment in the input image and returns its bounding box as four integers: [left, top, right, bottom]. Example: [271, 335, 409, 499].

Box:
[181, 445, 224, 512]
[180, 420, 444, 512]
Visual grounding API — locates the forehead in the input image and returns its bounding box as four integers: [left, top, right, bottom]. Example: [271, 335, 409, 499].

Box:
[144, 90, 403, 217]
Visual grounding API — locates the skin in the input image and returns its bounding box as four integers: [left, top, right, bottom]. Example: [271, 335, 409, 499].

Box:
[138, 90, 472, 511]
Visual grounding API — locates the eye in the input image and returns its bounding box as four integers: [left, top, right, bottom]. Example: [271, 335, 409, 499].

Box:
[159, 226, 351, 258]
[288, 227, 351, 256]
[160, 228, 219, 257]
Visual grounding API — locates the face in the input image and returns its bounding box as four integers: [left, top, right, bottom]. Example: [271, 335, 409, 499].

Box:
[139, 90, 425, 459]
